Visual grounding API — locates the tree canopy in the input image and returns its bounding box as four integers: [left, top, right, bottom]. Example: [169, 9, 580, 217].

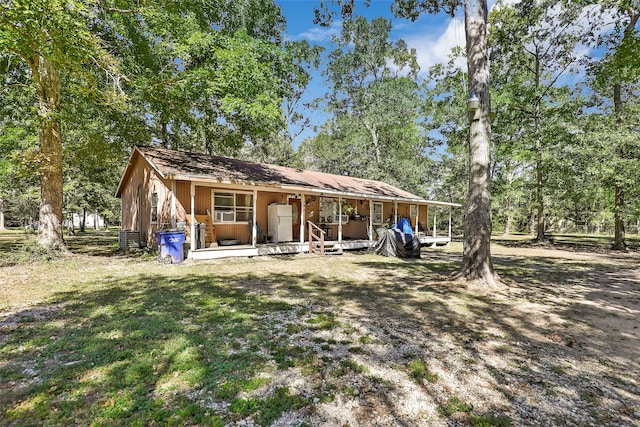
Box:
[1, 0, 638, 259]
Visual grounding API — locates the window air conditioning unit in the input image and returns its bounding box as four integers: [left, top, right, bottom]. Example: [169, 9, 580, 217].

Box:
[215, 211, 234, 222]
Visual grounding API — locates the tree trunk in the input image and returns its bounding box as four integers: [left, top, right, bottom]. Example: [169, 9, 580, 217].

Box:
[612, 184, 626, 250]
[608, 8, 638, 249]
[503, 214, 511, 236]
[535, 142, 544, 240]
[68, 212, 75, 236]
[81, 207, 86, 232]
[364, 122, 381, 165]
[533, 52, 545, 242]
[529, 207, 535, 236]
[35, 56, 66, 251]
[611, 82, 627, 250]
[451, 0, 499, 288]
[0, 198, 5, 230]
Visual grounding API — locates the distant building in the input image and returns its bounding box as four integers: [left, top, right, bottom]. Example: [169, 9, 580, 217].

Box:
[63, 212, 105, 229]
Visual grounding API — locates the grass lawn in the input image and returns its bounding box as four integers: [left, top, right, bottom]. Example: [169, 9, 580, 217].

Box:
[1, 229, 639, 426]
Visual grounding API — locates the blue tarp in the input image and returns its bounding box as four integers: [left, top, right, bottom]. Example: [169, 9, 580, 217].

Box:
[393, 217, 414, 235]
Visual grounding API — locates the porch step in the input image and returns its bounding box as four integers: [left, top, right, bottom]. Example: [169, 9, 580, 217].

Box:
[312, 242, 343, 255]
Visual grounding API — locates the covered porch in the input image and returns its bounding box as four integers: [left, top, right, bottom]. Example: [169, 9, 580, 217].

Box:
[175, 182, 458, 260]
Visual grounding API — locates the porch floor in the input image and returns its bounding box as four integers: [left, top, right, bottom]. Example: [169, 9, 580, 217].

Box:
[187, 235, 451, 260]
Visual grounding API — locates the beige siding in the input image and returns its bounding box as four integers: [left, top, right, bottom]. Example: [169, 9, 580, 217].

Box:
[175, 181, 190, 216]
[119, 155, 172, 246]
[195, 186, 211, 215]
[383, 202, 394, 224]
[215, 223, 251, 243]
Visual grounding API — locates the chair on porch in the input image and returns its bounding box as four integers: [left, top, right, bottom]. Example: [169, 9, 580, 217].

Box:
[248, 221, 269, 244]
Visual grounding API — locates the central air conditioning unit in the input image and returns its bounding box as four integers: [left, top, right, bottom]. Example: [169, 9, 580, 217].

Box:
[119, 230, 141, 249]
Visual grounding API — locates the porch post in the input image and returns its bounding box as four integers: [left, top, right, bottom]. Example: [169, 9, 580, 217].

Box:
[433, 209, 437, 238]
[338, 197, 342, 242]
[300, 194, 306, 243]
[252, 189, 257, 247]
[415, 205, 419, 234]
[447, 206, 452, 247]
[190, 183, 196, 253]
[426, 205, 429, 237]
[368, 200, 373, 241]
[171, 180, 177, 228]
[394, 201, 398, 224]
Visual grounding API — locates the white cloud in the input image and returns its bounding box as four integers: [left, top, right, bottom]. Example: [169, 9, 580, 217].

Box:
[296, 20, 342, 42]
[404, 17, 467, 75]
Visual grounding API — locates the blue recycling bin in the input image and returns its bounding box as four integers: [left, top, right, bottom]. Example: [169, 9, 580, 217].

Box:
[155, 231, 186, 264]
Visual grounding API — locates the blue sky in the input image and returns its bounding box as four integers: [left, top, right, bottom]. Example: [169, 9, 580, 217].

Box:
[276, 0, 465, 72]
[274, 1, 617, 147]
[275, 0, 466, 147]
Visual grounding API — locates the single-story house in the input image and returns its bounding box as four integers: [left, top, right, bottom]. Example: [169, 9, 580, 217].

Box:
[115, 146, 460, 260]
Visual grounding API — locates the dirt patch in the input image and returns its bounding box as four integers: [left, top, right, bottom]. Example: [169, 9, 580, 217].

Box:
[223, 244, 640, 426]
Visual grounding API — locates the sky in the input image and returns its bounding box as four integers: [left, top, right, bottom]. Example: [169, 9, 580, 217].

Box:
[274, 1, 618, 147]
[275, 0, 468, 147]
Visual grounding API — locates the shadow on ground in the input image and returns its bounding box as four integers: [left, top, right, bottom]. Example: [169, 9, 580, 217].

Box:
[1, 240, 639, 426]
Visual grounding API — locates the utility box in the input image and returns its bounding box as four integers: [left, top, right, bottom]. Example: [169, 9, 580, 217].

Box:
[155, 231, 186, 264]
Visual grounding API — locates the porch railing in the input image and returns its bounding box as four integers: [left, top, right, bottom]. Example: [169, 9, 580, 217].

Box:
[308, 221, 326, 256]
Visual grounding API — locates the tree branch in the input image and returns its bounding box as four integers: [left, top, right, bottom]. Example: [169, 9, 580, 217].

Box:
[0, 83, 32, 91]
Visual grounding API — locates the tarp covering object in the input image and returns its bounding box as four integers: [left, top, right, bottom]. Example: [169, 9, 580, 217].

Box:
[394, 217, 414, 235]
[374, 218, 421, 258]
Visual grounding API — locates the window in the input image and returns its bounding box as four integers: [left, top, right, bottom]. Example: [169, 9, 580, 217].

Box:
[372, 202, 383, 225]
[213, 191, 253, 223]
[150, 192, 158, 224]
[319, 198, 337, 223]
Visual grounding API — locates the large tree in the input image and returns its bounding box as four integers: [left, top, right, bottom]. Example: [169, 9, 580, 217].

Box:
[0, 1, 121, 249]
[591, 1, 639, 249]
[489, 0, 603, 241]
[1, 0, 315, 249]
[315, 0, 498, 286]
[393, 0, 499, 285]
[301, 16, 429, 193]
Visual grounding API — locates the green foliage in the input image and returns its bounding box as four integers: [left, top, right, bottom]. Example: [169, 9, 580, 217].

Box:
[487, 0, 601, 236]
[591, 1, 640, 87]
[470, 414, 512, 427]
[301, 16, 432, 196]
[229, 387, 308, 426]
[0, 0, 323, 235]
[408, 359, 439, 383]
[437, 396, 473, 417]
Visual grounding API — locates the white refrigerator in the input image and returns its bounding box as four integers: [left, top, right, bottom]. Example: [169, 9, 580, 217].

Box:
[268, 204, 293, 243]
